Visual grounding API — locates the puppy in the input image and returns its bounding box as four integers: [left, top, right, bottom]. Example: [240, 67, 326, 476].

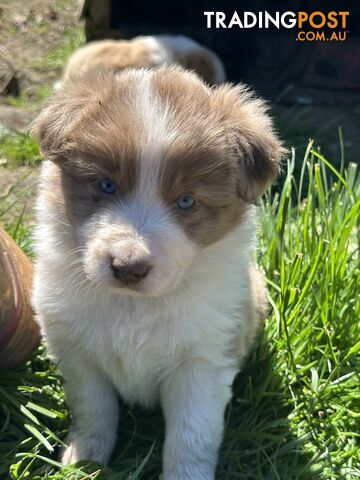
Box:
[32, 65, 285, 479]
[62, 35, 226, 85]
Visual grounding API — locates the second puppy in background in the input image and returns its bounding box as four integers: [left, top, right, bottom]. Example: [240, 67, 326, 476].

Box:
[61, 35, 226, 86]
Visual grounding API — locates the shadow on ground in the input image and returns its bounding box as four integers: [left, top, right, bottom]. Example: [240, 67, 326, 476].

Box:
[0, 332, 316, 480]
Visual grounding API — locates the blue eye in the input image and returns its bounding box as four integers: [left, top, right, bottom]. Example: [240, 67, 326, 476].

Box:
[98, 178, 116, 194]
[176, 195, 196, 210]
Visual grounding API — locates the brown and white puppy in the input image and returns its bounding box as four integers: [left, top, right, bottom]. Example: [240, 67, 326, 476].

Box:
[62, 35, 226, 86]
[32, 65, 285, 479]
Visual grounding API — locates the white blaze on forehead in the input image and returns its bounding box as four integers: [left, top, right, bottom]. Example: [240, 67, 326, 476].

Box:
[134, 71, 177, 197]
[107, 70, 177, 236]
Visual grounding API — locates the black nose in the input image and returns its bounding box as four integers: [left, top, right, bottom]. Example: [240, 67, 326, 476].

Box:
[110, 258, 152, 285]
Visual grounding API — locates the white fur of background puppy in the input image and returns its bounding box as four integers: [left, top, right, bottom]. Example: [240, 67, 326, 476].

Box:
[32, 65, 285, 479]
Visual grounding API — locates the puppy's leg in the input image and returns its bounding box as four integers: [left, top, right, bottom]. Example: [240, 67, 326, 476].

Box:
[160, 362, 236, 480]
[60, 359, 119, 465]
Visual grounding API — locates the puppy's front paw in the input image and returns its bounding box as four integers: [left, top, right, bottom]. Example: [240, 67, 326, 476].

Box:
[61, 431, 114, 465]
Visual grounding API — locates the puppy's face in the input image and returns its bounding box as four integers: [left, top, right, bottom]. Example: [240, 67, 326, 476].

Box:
[33, 67, 285, 296]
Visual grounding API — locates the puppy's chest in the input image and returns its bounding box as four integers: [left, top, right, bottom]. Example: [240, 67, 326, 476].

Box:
[97, 331, 167, 407]
[62, 288, 240, 406]
[81, 304, 186, 407]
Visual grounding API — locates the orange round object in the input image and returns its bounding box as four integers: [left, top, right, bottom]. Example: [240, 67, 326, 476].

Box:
[0, 226, 40, 369]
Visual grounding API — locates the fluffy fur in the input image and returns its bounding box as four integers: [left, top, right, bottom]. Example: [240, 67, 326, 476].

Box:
[32, 65, 285, 479]
[62, 35, 226, 86]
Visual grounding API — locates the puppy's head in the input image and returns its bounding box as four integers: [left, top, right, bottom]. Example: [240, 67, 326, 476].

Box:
[33, 66, 285, 297]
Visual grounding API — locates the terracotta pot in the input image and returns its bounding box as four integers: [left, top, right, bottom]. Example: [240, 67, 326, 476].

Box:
[0, 226, 40, 369]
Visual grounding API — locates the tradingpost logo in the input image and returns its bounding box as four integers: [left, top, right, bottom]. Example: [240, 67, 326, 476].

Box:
[204, 11, 350, 42]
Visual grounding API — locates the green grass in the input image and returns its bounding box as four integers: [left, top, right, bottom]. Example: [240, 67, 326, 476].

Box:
[45, 26, 85, 70]
[0, 133, 42, 168]
[6, 86, 54, 109]
[0, 143, 359, 479]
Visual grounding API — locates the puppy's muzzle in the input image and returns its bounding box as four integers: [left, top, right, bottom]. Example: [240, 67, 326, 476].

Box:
[110, 257, 152, 285]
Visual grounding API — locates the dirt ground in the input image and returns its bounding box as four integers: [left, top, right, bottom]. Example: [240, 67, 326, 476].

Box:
[0, 0, 359, 225]
[0, 0, 82, 223]
[0, 0, 81, 104]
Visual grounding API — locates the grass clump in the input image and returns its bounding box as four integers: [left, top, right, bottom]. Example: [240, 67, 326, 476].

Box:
[6, 85, 53, 109]
[0, 142, 359, 479]
[46, 26, 85, 70]
[0, 133, 42, 168]
[225, 146, 359, 479]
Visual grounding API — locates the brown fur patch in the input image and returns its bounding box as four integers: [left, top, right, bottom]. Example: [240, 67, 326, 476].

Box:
[151, 68, 246, 245]
[210, 85, 287, 203]
[32, 67, 141, 196]
[63, 39, 165, 81]
[151, 67, 285, 245]
[160, 136, 249, 246]
[36, 162, 120, 231]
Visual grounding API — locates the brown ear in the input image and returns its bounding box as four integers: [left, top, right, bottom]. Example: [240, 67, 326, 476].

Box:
[31, 67, 116, 162]
[31, 92, 74, 161]
[211, 84, 287, 203]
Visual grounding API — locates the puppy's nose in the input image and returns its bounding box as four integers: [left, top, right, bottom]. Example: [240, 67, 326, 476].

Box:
[110, 258, 152, 285]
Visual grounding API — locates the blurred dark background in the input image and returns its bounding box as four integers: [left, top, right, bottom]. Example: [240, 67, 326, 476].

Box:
[84, 0, 360, 107]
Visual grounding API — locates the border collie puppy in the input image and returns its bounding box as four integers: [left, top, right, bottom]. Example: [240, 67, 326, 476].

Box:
[32, 65, 285, 479]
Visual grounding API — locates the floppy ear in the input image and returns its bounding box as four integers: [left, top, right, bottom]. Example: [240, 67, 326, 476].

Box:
[31, 67, 115, 162]
[31, 91, 75, 161]
[211, 84, 287, 203]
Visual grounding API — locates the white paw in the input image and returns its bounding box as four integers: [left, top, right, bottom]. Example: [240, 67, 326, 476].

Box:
[61, 431, 115, 465]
